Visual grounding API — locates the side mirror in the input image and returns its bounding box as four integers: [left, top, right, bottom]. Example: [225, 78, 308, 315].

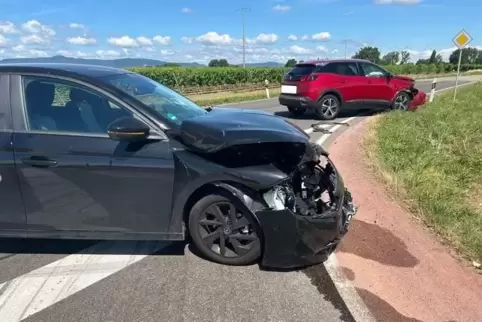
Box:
[107, 116, 150, 141]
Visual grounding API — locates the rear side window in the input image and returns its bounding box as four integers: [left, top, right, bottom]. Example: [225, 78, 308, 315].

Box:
[288, 64, 317, 76]
[319, 62, 359, 76]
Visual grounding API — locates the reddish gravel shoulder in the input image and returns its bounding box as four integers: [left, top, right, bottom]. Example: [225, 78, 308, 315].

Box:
[329, 117, 482, 322]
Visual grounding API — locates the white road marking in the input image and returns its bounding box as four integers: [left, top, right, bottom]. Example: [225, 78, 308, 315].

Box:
[316, 116, 359, 145]
[432, 80, 478, 93]
[324, 254, 376, 322]
[0, 241, 165, 322]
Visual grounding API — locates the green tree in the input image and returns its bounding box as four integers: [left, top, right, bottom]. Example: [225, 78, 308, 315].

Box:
[476, 50, 482, 64]
[400, 51, 410, 64]
[285, 58, 297, 67]
[449, 47, 479, 64]
[428, 50, 443, 64]
[381, 51, 400, 65]
[352, 46, 381, 63]
[208, 59, 230, 67]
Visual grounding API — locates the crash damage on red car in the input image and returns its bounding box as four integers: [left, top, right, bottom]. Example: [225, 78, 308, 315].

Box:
[174, 107, 357, 269]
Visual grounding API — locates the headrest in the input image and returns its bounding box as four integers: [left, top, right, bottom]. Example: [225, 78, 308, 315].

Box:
[25, 81, 55, 106]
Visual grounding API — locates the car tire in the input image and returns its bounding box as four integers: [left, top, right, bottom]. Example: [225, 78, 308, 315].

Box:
[188, 194, 262, 266]
[288, 106, 306, 117]
[315, 94, 340, 120]
[391, 92, 411, 111]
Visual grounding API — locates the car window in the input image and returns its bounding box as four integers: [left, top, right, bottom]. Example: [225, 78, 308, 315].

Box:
[99, 72, 207, 127]
[320, 62, 359, 76]
[287, 64, 317, 76]
[22, 76, 135, 134]
[359, 62, 388, 77]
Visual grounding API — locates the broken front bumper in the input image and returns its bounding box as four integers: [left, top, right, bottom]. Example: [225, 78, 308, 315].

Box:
[408, 89, 427, 110]
[255, 186, 357, 269]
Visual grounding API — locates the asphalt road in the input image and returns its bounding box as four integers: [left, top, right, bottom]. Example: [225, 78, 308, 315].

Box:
[0, 76, 475, 322]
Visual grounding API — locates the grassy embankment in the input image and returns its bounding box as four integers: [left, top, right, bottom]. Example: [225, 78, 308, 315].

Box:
[364, 82, 482, 263]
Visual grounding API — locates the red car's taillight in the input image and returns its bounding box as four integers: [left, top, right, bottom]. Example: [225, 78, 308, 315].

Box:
[300, 74, 319, 82]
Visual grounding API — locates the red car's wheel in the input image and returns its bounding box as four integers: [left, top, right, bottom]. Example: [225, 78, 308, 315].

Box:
[315, 94, 340, 120]
[392, 92, 411, 111]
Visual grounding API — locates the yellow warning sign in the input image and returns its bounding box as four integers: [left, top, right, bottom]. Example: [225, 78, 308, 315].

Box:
[453, 30, 472, 49]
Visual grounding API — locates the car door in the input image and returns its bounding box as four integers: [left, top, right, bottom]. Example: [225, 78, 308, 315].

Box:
[0, 74, 28, 237]
[10, 74, 176, 238]
[358, 62, 394, 105]
[323, 62, 367, 108]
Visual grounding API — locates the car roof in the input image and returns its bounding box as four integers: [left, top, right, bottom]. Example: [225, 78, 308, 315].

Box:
[0, 62, 129, 78]
[297, 58, 370, 65]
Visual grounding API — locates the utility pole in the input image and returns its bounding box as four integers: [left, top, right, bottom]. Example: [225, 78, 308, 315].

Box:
[237, 7, 249, 68]
[342, 40, 347, 59]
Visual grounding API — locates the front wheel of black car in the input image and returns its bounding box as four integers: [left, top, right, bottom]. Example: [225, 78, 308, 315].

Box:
[188, 194, 262, 266]
[315, 94, 340, 120]
[288, 106, 306, 117]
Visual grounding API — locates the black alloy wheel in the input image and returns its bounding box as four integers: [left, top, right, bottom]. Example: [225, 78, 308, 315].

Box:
[188, 195, 261, 265]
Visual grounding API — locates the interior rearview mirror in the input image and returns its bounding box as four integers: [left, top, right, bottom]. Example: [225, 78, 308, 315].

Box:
[107, 116, 150, 141]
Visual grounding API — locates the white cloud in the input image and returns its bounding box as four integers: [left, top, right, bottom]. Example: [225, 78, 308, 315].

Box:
[11, 44, 48, 57]
[181, 7, 192, 13]
[0, 21, 19, 34]
[69, 23, 85, 29]
[153, 35, 171, 45]
[160, 49, 175, 56]
[272, 5, 291, 12]
[249, 33, 279, 44]
[374, 0, 422, 4]
[22, 20, 55, 36]
[0, 34, 8, 46]
[137, 36, 153, 46]
[67, 36, 96, 45]
[312, 32, 331, 41]
[301, 35, 309, 41]
[28, 49, 49, 57]
[57, 50, 88, 57]
[315, 45, 328, 52]
[108, 35, 139, 47]
[288, 34, 298, 41]
[287, 45, 311, 54]
[181, 36, 194, 44]
[20, 34, 50, 45]
[96, 49, 121, 58]
[12, 44, 26, 52]
[195, 32, 234, 46]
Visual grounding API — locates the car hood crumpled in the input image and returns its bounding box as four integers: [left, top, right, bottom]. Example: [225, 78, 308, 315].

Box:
[179, 107, 310, 154]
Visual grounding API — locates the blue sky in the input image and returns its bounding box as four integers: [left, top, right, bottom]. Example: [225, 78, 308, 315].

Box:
[0, 0, 481, 64]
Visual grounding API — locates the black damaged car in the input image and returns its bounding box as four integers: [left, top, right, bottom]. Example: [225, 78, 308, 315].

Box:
[0, 63, 357, 269]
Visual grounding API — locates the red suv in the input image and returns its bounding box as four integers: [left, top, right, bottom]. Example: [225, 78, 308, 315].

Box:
[278, 59, 427, 120]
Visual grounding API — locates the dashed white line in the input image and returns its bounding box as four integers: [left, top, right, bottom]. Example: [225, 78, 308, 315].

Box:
[0, 241, 165, 321]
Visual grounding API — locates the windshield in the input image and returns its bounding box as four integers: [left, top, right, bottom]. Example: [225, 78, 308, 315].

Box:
[99, 72, 207, 126]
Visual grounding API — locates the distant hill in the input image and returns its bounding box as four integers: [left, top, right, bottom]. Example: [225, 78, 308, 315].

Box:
[0, 55, 284, 68]
[245, 62, 284, 67]
[0, 55, 204, 68]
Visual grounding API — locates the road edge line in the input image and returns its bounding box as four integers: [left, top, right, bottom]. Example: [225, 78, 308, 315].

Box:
[316, 116, 376, 322]
[324, 253, 376, 322]
[433, 80, 479, 93]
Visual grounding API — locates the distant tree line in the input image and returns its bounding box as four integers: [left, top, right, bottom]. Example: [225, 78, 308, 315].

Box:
[283, 46, 482, 67]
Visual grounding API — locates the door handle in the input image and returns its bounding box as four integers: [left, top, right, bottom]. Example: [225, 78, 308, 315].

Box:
[21, 156, 59, 168]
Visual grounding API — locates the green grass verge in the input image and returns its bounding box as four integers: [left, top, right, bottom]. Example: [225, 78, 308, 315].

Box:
[364, 82, 482, 262]
[190, 88, 280, 106]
